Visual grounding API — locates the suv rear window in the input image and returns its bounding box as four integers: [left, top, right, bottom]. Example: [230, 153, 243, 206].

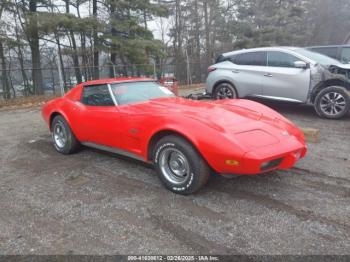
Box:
[216, 55, 226, 63]
[233, 52, 267, 66]
[216, 54, 236, 63]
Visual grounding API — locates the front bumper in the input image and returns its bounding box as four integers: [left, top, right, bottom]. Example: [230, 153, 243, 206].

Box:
[218, 136, 307, 176]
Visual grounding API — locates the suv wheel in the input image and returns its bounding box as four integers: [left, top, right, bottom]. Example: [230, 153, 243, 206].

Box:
[213, 83, 237, 99]
[314, 86, 350, 119]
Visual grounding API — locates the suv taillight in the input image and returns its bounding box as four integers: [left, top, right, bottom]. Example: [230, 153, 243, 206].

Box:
[207, 67, 217, 73]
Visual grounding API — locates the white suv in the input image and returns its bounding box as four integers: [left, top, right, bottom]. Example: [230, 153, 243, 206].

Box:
[206, 47, 350, 119]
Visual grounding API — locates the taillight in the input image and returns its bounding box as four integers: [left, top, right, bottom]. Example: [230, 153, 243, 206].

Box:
[207, 67, 217, 73]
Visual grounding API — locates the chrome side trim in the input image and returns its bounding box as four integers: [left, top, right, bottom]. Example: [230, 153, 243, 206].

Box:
[107, 84, 118, 106]
[82, 142, 145, 162]
[250, 94, 303, 103]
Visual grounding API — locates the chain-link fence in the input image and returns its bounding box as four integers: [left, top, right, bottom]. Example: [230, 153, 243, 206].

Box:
[0, 61, 207, 100]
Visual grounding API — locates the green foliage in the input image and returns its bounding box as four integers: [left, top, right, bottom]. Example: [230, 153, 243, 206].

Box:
[36, 12, 99, 36]
[102, 0, 168, 66]
[233, 0, 308, 48]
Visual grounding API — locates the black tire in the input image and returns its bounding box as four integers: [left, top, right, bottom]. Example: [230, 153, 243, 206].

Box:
[213, 82, 237, 100]
[51, 115, 81, 154]
[314, 86, 350, 119]
[153, 135, 210, 195]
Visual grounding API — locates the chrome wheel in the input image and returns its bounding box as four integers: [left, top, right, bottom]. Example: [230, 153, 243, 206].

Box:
[159, 148, 190, 185]
[320, 92, 346, 116]
[53, 121, 67, 149]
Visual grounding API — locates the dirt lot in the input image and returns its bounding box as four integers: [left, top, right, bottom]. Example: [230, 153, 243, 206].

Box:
[0, 94, 350, 255]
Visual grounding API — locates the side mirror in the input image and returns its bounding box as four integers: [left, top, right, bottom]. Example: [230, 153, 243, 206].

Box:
[294, 61, 309, 69]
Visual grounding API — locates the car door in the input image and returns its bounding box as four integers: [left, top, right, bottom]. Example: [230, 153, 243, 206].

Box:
[109, 81, 160, 156]
[262, 51, 310, 102]
[71, 84, 123, 148]
[229, 51, 267, 97]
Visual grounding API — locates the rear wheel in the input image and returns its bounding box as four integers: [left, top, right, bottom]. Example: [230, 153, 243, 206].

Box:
[153, 135, 210, 195]
[314, 86, 350, 119]
[213, 82, 237, 99]
[51, 115, 81, 154]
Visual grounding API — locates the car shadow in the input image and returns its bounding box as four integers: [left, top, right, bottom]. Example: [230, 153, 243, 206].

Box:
[80, 144, 282, 195]
[201, 170, 284, 197]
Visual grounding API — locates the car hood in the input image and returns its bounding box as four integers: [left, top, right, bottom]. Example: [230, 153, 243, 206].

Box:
[132, 97, 294, 135]
[329, 63, 350, 70]
[315, 62, 350, 72]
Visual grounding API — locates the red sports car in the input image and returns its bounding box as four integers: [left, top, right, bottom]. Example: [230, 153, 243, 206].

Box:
[42, 77, 307, 194]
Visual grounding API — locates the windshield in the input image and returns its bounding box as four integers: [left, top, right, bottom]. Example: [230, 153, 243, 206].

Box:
[294, 48, 340, 65]
[111, 81, 175, 105]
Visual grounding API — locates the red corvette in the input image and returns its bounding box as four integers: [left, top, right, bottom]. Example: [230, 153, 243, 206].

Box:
[42, 77, 307, 194]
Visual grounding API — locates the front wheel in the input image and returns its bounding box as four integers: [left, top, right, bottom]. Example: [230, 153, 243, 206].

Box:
[213, 82, 237, 100]
[314, 86, 350, 119]
[153, 135, 210, 195]
[51, 115, 81, 154]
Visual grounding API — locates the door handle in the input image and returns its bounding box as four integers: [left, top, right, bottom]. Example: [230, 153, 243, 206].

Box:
[264, 73, 273, 77]
[232, 69, 240, 73]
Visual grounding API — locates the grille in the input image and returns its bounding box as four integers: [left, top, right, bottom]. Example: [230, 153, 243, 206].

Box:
[260, 158, 283, 171]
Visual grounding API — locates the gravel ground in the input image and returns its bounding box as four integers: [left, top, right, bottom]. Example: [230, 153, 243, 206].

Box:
[0, 94, 349, 255]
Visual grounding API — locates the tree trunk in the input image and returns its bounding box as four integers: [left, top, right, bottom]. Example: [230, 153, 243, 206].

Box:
[174, 0, 186, 83]
[194, 0, 202, 83]
[69, 31, 82, 83]
[29, 0, 44, 95]
[15, 23, 30, 96]
[65, 0, 82, 84]
[50, 62, 56, 95]
[81, 33, 90, 81]
[18, 48, 30, 96]
[209, 1, 216, 64]
[110, 53, 116, 77]
[55, 33, 67, 91]
[8, 56, 16, 98]
[120, 56, 128, 76]
[0, 41, 10, 99]
[109, 3, 117, 78]
[155, 55, 162, 79]
[203, 0, 211, 70]
[76, 3, 89, 81]
[92, 0, 99, 79]
[88, 38, 95, 79]
[143, 10, 148, 30]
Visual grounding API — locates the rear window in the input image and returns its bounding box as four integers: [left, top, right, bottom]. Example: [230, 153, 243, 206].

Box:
[216, 54, 236, 63]
[216, 55, 226, 63]
[233, 51, 267, 66]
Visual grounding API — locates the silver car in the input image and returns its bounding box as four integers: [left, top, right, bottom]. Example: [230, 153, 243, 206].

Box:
[206, 47, 350, 119]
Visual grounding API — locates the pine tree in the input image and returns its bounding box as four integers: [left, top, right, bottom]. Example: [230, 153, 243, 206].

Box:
[102, 0, 167, 77]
